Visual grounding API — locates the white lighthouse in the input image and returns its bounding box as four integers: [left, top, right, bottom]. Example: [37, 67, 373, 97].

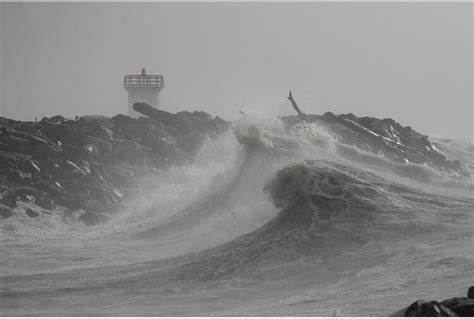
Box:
[123, 68, 164, 117]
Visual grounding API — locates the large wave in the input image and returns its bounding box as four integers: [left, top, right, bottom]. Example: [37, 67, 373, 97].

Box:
[1, 116, 473, 316]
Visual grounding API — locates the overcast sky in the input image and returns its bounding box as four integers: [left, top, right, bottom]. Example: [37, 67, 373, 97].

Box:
[0, 2, 472, 139]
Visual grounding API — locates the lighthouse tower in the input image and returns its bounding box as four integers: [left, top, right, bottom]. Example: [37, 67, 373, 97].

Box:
[123, 68, 164, 117]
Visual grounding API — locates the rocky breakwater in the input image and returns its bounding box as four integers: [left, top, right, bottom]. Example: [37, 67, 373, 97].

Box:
[281, 112, 469, 176]
[393, 286, 474, 316]
[0, 103, 228, 225]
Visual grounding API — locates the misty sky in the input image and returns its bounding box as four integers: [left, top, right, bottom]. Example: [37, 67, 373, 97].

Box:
[0, 2, 472, 140]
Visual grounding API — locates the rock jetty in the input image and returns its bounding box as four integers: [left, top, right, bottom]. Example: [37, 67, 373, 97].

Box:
[281, 112, 467, 176]
[0, 103, 228, 225]
[393, 286, 474, 316]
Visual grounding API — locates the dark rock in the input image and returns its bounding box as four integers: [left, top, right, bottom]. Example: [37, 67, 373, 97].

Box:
[63, 160, 88, 177]
[0, 187, 47, 208]
[0, 168, 32, 183]
[32, 180, 64, 196]
[61, 143, 86, 160]
[0, 187, 48, 208]
[441, 297, 474, 316]
[34, 196, 55, 210]
[0, 184, 8, 195]
[280, 113, 469, 176]
[0, 133, 31, 153]
[41, 117, 113, 150]
[83, 143, 101, 157]
[101, 139, 153, 165]
[0, 108, 228, 226]
[102, 163, 137, 187]
[110, 114, 136, 127]
[17, 194, 35, 204]
[0, 206, 13, 218]
[79, 211, 109, 226]
[79, 115, 110, 121]
[18, 159, 41, 174]
[82, 136, 112, 154]
[1, 196, 17, 209]
[78, 211, 99, 225]
[8, 128, 53, 146]
[0, 152, 22, 169]
[399, 287, 474, 317]
[54, 196, 87, 211]
[468, 287, 474, 299]
[0, 116, 16, 127]
[405, 300, 457, 317]
[451, 302, 474, 317]
[84, 198, 109, 213]
[40, 115, 67, 125]
[11, 186, 46, 199]
[25, 208, 39, 218]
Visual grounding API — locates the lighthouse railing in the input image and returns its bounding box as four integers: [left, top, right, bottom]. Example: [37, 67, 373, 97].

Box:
[123, 75, 164, 88]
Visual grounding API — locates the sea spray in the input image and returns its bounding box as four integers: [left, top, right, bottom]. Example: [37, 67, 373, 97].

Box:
[1, 114, 473, 316]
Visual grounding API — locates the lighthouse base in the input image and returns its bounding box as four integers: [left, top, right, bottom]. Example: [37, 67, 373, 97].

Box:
[126, 88, 160, 117]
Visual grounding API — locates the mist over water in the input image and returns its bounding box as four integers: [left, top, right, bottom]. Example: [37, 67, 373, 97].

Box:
[1, 3, 472, 315]
[1, 114, 473, 316]
[1, 3, 472, 141]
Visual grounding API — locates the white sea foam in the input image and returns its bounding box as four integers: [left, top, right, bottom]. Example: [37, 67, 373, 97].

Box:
[1, 116, 473, 316]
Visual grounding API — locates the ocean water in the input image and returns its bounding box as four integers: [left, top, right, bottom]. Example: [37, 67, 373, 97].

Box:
[1, 117, 473, 316]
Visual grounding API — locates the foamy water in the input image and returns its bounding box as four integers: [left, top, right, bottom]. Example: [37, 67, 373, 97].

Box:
[1, 116, 473, 316]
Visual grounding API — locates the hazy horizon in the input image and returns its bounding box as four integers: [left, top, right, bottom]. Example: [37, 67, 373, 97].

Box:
[0, 2, 472, 140]
[1, 4, 474, 317]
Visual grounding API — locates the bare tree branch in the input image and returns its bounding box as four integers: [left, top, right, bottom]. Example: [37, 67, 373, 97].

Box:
[287, 91, 308, 121]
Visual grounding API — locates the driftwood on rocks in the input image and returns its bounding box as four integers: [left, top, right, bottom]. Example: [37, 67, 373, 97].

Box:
[133, 102, 161, 120]
[287, 91, 308, 121]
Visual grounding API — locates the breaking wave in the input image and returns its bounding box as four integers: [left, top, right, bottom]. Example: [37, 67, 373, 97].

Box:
[1, 116, 473, 316]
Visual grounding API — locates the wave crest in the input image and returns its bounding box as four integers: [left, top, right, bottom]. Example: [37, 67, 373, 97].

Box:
[264, 161, 389, 221]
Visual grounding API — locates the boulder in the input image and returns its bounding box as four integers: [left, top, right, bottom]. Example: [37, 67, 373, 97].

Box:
[280, 112, 470, 176]
[83, 143, 101, 158]
[60, 143, 87, 160]
[31, 180, 64, 197]
[441, 298, 474, 317]
[399, 287, 474, 317]
[54, 196, 87, 211]
[0, 187, 53, 209]
[18, 159, 41, 174]
[78, 211, 109, 226]
[8, 128, 53, 146]
[405, 300, 457, 317]
[0, 152, 22, 169]
[0, 116, 16, 126]
[0, 168, 32, 183]
[0, 184, 8, 195]
[11, 186, 46, 199]
[0, 195, 17, 209]
[40, 115, 67, 125]
[34, 196, 55, 210]
[82, 136, 112, 154]
[0, 206, 13, 218]
[0, 108, 229, 226]
[0, 132, 31, 153]
[101, 139, 153, 165]
[25, 208, 39, 218]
